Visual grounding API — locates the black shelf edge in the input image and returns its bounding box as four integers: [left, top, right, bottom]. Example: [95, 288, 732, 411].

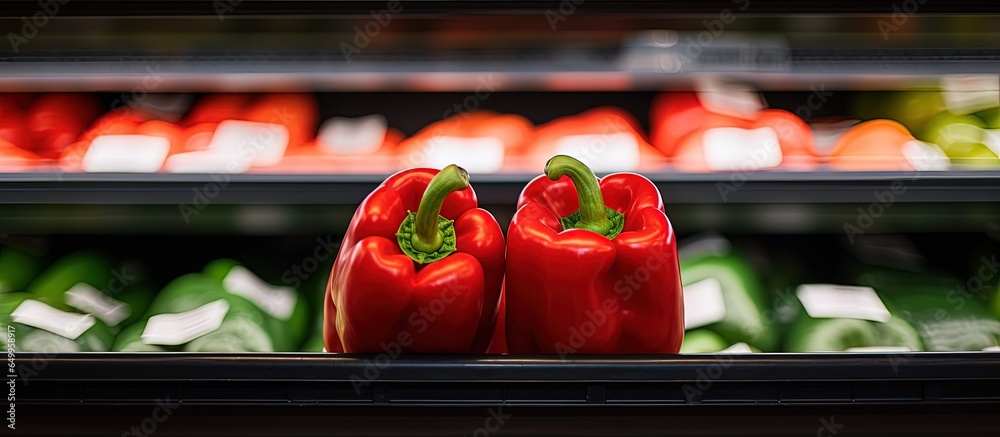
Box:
[13, 353, 1000, 407]
[2, 0, 1000, 17]
[2, 171, 1000, 205]
[2, 61, 998, 93]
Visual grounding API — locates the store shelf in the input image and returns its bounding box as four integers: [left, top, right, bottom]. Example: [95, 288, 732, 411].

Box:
[2, 171, 1000, 205]
[13, 353, 1000, 435]
[3, 50, 998, 92]
[3, 0, 1000, 17]
[17, 353, 1000, 405]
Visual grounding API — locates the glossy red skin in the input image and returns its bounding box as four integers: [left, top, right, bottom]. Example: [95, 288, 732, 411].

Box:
[324, 168, 505, 353]
[505, 173, 684, 354]
[486, 286, 508, 353]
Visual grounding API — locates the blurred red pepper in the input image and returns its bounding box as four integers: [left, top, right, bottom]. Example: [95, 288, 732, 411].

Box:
[0, 94, 31, 150]
[25, 94, 100, 159]
[651, 92, 817, 171]
[509, 107, 665, 173]
[183, 94, 254, 126]
[505, 155, 684, 354]
[0, 140, 41, 171]
[828, 119, 942, 171]
[324, 165, 505, 353]
[242, 93, 319, 149]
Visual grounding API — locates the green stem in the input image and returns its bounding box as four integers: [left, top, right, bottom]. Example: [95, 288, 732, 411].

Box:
[545, 155, 613, 236]
[408, 164, 469, 254]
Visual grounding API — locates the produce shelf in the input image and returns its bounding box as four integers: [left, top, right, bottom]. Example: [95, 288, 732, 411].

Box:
[2, 0, 1000, 17]
[4, 50, 998, 92]
[2, 171, 1000, 205]
[13, 353, 1000, 436]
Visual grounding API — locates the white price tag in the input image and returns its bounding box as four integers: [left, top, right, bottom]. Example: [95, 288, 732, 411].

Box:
[64, 283, 131, 327]
[696, 79, 765, 119]
[554, 133, 641, 172]
[810, 120, 859, 155]
[678, 234, 732, 261]
[141, 300, 230, 346]
[846, 346, 912, 353]
[164, 150, 251, 174]
[703, 127, 783, 171]
[318, 115, 388, 155]
[82, 135, 170, 173]
[223, 266, 297, 321]
[208, 120, 289, 167]
[683, 278, 727, 329]
[982, 129, 1000, 158]
[796, 284, 891, 323]
[422, 136, 505, 174]
[941, 75, 1000, 115]
[11, 300, 95, 340]
[717, 342, 753, 354]
[902, 141, 950, 171]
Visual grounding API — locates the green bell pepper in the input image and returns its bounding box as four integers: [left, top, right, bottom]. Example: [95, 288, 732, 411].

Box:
[2, 294, 115, 352]
[26, 250, 115, 311]
[0, 246, 43, 294]
[680, 249, 779, 352]
[203, 259, 309, 351]
[881, 286, 1000, 351]
[116, 273, 274, 352]
[680, 329, 730, 353]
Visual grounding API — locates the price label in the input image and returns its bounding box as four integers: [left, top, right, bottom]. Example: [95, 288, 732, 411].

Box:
[11, 300, 96, 340]
[208, 120, 290, 167]
[696, 79, 765, 120]
[555, 133, 641, 172]
[796, 284, 891, 323]
[141, 300, 230, 346]
[683, 278, 727, 329]
[902, 141, 950, 171]
[422, 136, 505, 174]
[718, 342, 753, 354]
[982, 129, 1000, 158]
[941, 75, 1000, 115]
[703, 127, 783, 171]
[318, 115, 388, 155]
[223, 266, 297, 321]
[65, 283, 131, 327]
[82, 135, 170, 173]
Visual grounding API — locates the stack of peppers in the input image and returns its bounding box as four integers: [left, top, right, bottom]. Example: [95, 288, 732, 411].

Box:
[324, 156, 685, 354]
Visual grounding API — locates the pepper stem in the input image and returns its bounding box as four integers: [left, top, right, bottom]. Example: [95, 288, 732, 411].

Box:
[409, 164, 469, 254]
[545, 155, 615, 236]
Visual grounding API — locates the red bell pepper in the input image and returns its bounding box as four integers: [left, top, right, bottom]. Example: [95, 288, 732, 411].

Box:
[651, 92, 817, 171]
[396, 111, 534, 173]
[505, 155, 684, 354]
[25, 93, 101, 159]
[324, 165, 505, 353]
[505, 107, 667, 173]
[0, 95, 30, 151]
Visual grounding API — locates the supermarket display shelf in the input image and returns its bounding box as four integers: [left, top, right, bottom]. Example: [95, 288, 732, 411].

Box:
[2, 0, 1000, 17]
[3, 51, 999, 92]
[2, 171, 1000, 205]
[14, 353, 1000, 435]
[17, 353, 1000, 406]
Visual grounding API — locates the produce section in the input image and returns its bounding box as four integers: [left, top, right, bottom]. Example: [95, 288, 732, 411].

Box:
[3, 1, 1000, 436]
[1, 88, 999, 174]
